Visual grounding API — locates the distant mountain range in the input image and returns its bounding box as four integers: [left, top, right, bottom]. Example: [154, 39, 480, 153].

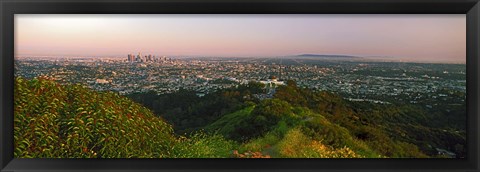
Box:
[296, 54, 361, 58]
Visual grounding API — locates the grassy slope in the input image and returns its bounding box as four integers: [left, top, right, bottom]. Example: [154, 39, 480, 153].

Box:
[204, 106, 255, 137]
[14, 77, 235, 158]
[205, 104, 381, 158]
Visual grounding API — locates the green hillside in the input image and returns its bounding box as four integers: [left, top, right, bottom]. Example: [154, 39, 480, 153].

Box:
[206, 103, 380, 158]
[14, 77, 235, 158]
[204, 98, 426, 158]
[14, 77, 464, 158]
[130, 79, 465, 158]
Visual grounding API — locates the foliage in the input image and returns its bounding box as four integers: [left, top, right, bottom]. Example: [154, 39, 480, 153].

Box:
[204, 106, 256, 140]
[272, 80, 460, 158]
[14, 77, 235, 158]
[276, 128, 363, 158]
[171, 132, 238, 158]
[127, 82, 264, 134]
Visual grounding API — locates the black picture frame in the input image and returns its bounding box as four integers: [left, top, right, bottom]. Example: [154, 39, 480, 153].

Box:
[1, 0, 479, 172]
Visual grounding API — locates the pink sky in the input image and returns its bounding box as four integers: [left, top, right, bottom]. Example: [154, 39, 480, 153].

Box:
[15, 14, 466, 63]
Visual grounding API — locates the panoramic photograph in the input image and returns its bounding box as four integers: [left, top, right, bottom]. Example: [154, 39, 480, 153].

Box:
[14, 14, 466, 158]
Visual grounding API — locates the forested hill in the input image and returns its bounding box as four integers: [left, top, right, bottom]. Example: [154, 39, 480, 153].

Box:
[129, 80, 466, 158]
[14, 77, 465, 158]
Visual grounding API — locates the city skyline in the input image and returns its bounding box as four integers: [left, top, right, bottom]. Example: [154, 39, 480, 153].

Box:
[15, 14, 466, 63]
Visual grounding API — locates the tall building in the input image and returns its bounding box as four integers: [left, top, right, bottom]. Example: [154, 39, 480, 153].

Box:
[127, 53, 169, 63]
[279, 65, 282, 81]
[127, 54, 135, 62]
[136, 52, 142, 62]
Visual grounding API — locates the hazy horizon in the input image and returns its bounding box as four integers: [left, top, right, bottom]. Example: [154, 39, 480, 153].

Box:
[15, 14, 466, 63]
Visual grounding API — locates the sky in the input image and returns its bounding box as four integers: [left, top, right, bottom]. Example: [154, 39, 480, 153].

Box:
[15, 14, 466, 63]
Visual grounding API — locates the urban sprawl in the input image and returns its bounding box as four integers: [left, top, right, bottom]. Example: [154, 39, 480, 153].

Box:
[15, 53, 466, 107]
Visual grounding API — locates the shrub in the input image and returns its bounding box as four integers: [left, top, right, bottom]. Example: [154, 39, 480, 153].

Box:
[171, 132, 238, 158]
[276, 128, 363, 158]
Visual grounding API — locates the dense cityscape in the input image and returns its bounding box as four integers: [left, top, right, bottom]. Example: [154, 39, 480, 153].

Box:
[15, 54, 466, 108]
